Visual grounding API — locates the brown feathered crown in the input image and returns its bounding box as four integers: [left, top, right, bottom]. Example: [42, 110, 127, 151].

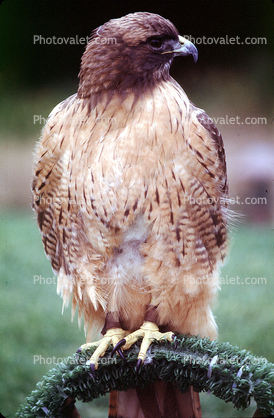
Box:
[78, 12, 196, 98]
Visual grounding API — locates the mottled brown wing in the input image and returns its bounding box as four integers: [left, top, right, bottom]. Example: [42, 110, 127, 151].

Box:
[32, 94, 111, 334]
[32, 94, 79, 276]
[188, 104, 228, 263]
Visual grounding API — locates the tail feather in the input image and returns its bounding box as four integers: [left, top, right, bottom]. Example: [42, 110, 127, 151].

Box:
[108, 390, 118, 418]
[108, 383, 202, 418]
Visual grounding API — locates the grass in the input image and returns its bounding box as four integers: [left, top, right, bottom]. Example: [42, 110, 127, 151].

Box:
[0, 209, 273, 417]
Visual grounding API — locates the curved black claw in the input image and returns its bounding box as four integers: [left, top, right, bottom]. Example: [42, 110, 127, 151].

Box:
[172, 334, 178, 349]
[136, 358, 143, 373]
[89, 362, 96, 378]
[111, 338, 126, 357]
[117, 348, 127, 364]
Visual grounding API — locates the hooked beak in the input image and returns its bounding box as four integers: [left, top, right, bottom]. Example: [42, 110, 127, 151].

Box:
[162, 35, 198, 63]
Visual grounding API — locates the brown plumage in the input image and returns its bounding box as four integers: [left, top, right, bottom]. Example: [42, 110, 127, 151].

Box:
[32, 12, 228, 417]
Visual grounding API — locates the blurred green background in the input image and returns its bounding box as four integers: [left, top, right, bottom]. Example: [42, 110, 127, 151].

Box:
[0, 1, 273, 417]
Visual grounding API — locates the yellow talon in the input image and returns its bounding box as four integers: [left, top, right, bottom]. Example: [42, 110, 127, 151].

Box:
[122, 321, 174, 362]
[80, 321, 174, 370]
[80, 327, 127, 369]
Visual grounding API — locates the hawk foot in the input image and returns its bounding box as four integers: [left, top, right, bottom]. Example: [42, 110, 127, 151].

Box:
[112, 321, 174, 370]
[77, 327, 128, 374]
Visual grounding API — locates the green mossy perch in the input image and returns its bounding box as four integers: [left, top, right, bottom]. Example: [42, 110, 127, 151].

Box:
[16, 334, 274, 417]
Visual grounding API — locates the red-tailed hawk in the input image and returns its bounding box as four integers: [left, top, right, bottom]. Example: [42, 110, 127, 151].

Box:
[32, 12, 228, 417]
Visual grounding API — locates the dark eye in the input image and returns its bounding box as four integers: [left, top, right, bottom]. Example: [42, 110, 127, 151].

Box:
[149, 38, 163, 49]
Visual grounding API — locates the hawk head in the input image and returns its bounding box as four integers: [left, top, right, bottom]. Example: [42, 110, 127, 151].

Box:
[78, 12, 198, 98]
